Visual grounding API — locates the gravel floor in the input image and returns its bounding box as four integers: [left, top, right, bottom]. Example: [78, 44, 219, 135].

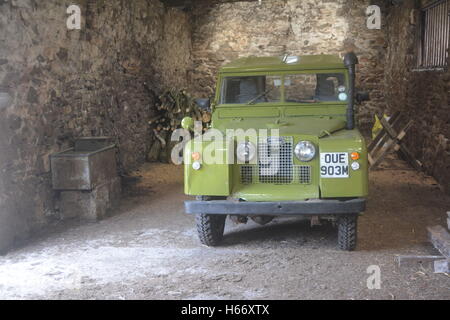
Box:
[0, 157, 449, 300]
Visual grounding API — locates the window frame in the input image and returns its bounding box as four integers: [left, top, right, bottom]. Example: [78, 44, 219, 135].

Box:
[414, 0, 449, 71]
[216, 69, 349, 107]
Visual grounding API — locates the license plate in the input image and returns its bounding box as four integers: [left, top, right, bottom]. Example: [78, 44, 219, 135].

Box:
[320, 153, 349, 178]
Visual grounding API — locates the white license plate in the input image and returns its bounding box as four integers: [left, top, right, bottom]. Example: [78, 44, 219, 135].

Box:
[320, 153, 349, 178]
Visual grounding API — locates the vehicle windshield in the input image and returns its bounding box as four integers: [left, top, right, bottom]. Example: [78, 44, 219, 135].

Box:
[220, 73, 347, 105]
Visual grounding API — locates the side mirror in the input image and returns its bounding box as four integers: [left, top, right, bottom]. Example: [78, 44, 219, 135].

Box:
[195, 98, 211, 111]
[356, 91, 370, 103]
[181, 117, 194, 131]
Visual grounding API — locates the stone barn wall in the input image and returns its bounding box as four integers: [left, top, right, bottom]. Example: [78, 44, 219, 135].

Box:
[383, 0, 450, 194]
[0, 0, 192, 252]
[190, 0, 387, 130]
[2, 0, 447, 253]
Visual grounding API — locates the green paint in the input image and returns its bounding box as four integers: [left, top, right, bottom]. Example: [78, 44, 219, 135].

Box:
[184, 139, 233, 196]
[184, 54, 368, 202]
[221, 55, 345, 73]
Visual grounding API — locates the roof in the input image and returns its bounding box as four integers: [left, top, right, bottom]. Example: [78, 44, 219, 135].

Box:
[220, 54, 345, 73]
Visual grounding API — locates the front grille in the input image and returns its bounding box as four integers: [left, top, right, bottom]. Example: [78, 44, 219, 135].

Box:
[297, 165, 311, 184]
[239, 137, 312, 185]
[258, 136, 293, 184]
[240, 165, 254, 185]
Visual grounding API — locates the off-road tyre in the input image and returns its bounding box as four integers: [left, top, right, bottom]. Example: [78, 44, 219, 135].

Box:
[196, 214, 226, 246]
[337, 214, 358, 251]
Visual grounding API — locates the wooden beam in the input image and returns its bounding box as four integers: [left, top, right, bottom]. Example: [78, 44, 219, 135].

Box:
[369, 120, 413, 170]
[427, 225, 450, 258]
[434, 259, 450, 273]
[379, 117, 422, 171]
[447, 212, 450, 230]
[368, 112, 400, 153]
[368, 116, 402, 163]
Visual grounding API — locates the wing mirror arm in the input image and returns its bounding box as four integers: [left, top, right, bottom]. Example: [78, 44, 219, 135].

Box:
[356, 91, 370, 104]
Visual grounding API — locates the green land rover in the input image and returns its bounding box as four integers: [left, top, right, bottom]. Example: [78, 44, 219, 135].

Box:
[181, 53, 369, 251]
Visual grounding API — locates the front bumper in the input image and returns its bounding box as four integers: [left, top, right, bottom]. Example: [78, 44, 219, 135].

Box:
[185, 198, 366, 216]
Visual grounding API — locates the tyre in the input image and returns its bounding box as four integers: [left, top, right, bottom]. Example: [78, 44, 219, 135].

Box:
[195, 213, 226, 246]
[337, 214, 358, 251]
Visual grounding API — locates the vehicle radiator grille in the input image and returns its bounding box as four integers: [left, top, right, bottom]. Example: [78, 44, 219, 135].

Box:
[239, 137, 311, 185]
[258, 136, 293, 184]
[298, 165, 311, 184]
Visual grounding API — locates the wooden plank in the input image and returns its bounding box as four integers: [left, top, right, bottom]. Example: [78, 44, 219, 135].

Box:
[397, 255, 445, 268]
[370, 116, 402, 158]
[370, 137, 398, 170]
[396, 145, 422, 170]
[380, 116, 404, 139]
[380, 117, 422, 170]
[368, 130, 387, 154]
[368, 112, 400, 152]
[369, 113, 401, 155]
[369, 121, 413, 170]
[434, 259, 450, 273]
[447, 212, 450, 230]
[368, 153, 375, 166]
[427, 225, 450, 258]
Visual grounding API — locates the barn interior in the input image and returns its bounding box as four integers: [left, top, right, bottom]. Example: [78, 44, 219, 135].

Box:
[0, 0, 449, 299]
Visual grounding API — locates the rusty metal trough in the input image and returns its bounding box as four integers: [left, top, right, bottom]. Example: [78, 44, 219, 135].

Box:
[51, 137, 117, 191]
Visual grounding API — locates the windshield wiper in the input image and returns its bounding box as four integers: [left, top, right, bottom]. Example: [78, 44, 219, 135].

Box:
[247, 88, 273, 105]
[292, 99, 318, 103]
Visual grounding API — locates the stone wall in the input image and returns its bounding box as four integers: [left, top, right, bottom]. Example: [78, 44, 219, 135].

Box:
[190, 0, 387, 130]
[0, 0, 192, 252]
[384, 0, 450, 194]
[1, 0, 448, 253]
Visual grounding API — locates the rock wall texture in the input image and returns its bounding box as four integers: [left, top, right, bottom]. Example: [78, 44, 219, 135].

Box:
[0, 0, 192, 252]
[383, 0, 450, 194]
[190, 0, 387, 130]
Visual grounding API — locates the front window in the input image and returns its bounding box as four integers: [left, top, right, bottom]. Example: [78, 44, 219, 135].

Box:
[285, 73, 346, 102]
[220, 73, 347, 104]
[221, 76, 281, 104]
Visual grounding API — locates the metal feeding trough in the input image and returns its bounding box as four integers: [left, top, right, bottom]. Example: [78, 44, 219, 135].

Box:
[51, 137, 117, 191]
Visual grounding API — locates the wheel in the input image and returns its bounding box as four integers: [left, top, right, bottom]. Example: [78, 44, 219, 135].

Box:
[195, 213, 226, 246]
[337, 214, 358, 251]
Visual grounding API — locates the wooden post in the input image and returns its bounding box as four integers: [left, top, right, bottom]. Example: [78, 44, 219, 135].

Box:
[427, 225, 450, 258]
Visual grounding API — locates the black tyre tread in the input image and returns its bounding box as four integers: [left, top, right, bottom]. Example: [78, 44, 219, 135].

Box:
[337, 215, 358, 251]
[196, 214, 226, 247]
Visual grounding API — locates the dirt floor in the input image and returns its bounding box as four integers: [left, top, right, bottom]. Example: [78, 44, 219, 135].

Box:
[0, 155, 449, 300]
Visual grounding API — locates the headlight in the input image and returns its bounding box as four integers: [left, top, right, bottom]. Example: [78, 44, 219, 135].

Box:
[236, 142, 256, 162]
[294, 141, 316, 162]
